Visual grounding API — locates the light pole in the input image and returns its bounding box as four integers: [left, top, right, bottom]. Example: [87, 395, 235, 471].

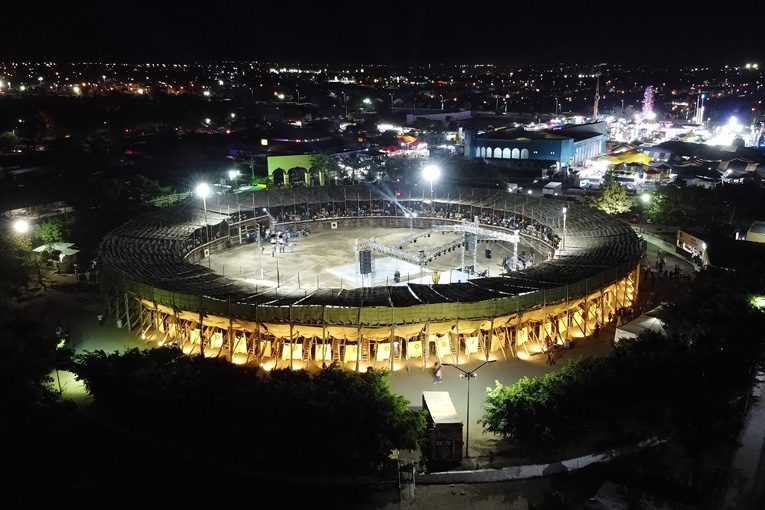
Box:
[423, 165, 440, 215]
[443, 360, 496, 458]
[196, 183, 210, 242]
[228, 169, 240, 191]
[13, 220, 29, 235]
[14, 220, 31, 261]
[562, 206, 567, 252]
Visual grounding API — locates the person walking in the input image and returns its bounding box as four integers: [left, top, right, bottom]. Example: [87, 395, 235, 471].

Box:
[433, 362, 442, 384]
[97, 313, 105, 326]
[594, 322, 600, 338]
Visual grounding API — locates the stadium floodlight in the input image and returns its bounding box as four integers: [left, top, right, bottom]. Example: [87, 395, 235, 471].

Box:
[196, 184, 210, 236]
[423, 165, 441, 214]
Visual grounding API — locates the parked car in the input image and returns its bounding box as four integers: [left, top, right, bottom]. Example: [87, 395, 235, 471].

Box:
[629, 214, 641, 224]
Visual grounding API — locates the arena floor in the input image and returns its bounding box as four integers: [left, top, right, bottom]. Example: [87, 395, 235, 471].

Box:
[204, 226, 540, 290]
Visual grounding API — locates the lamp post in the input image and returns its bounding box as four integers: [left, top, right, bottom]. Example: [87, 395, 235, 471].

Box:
[13, 220, 29, 235]
[196, 183, 210, 242]
[443, 360, 496, 458]
[562, 207, 567, 252]
[423, 165, 440, 215]
[228, 169, 240, 191]
[14, 220, 31, 261]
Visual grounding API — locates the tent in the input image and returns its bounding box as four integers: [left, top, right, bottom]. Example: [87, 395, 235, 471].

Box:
[614, 308, 666, 343]
[603, 149, 653, 165]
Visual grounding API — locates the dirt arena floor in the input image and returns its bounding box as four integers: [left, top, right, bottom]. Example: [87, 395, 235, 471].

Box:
[204, 225, 541, 290]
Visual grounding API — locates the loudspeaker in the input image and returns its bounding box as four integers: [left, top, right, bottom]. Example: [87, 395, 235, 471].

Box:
[359, 250, 372, 274]
[466, 233, 477, 252]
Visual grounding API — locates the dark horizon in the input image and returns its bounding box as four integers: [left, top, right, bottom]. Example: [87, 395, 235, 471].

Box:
[5, 1, 763, 66]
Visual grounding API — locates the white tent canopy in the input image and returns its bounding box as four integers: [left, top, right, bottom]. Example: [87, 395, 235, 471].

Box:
[614, 307, 666, 343]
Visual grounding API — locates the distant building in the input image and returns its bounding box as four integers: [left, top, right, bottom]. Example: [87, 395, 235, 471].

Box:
[464, 122, 607, 166]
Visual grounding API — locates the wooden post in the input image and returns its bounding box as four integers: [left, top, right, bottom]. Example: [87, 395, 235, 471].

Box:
[289, 304, 294, 370]
[154, 301, 161, 343]
[321, 306, 327, 369]
[486, 316, 494, 361]
[424, 322, 430, 371]
[124, 293, 132, 330]
[228, 294, 234, 361]
[198, 307, 205, 357]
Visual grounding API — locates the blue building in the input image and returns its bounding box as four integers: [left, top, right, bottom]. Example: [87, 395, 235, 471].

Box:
[464, 122, 607, 166]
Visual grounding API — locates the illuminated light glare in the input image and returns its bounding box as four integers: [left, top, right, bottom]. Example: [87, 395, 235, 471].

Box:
[750, 295, 765, 310]
[196, 183, 210, 198]
[422, 165, 441, 181]
[278, 94, 285, 99]
[260, 138, 268, 146]
[203, 90, 211, 97]
[73, 86, 80, 94]
[228, 170, 239, 180]
[646, 112, 656, 120]
[19, 85, 25, 91]
[641, 194, 651, 203]
[363, 98, 371, 104]
[230, 113, 236, 118]
[702, 242, 707, 251]
[13, 220, 29, 234]
[205, 118, 211, 124]
[729, 115, 737, 125]
[218, 79, 224, 86]
[136, 88, 144, 94]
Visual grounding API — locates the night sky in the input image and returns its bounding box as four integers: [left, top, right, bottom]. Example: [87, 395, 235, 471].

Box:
[5, 1, 763, 65]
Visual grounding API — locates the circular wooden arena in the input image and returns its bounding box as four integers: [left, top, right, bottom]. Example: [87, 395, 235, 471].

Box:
[99, 185, 642, 370]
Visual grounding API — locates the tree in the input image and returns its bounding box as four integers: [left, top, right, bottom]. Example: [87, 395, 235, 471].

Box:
[309, 153, 342, 185]
[0, 131, 19, 152]
[35, 219, 64, 247]
[588, 175, 632, 215]
[72, 350, 426, 474]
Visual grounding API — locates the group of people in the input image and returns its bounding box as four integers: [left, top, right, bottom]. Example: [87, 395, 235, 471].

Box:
[543, 334, 560, 365]
[608, 306, 640, 326]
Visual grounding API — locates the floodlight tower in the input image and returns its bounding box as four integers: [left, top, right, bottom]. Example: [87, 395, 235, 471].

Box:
[196, 183, 210, 241]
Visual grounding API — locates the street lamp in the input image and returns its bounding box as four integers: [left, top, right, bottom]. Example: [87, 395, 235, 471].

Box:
[640, 194, 651, 204]
[562, 207, 567, 252]
[423, 165, 440, 215]
[196, 183, 210, 242]
[13, 220, 29, 234]
[228, 169, 240, 191]
[443, 360, 496, 458]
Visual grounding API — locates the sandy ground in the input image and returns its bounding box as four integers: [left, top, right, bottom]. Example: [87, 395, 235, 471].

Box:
[205, 225, 539, 289]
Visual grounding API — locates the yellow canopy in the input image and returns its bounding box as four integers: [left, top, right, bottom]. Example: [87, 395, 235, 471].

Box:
[603, 150, 652, 165]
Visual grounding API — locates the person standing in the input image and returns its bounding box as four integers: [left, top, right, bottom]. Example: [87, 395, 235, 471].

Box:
[594, 322, 600, 338]
[433, 362, 442, 384]
[97, 313, 105, 326]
